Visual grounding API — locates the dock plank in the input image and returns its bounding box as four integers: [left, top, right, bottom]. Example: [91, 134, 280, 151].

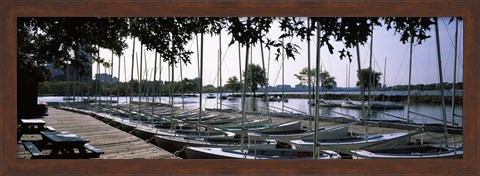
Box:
[17, 108, 180, 159]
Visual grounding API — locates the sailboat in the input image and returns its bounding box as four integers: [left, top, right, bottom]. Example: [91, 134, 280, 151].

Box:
[184, 146, 341, 159]
[206, 93, 216, 99]
[183, 20, 341, 159]
[291, 21, 413, 155]
[350, 144, 462, 159]
[350, 17, 463, 159]
[341, 99, 367, 109]
[369, 101, 404, 110]
[308, 98, 336, 107]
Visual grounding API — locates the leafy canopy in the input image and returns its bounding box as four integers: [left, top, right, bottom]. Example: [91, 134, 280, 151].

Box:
[243, 64, 267, 94]
[356, 67, 382, 89]
[224, 76, 242, 93]
[294, 67, 336, 90]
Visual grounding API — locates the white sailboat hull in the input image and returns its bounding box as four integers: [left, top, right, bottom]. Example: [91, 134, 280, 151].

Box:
[257, 121, 303, 134]
[184, 147, 341, 159]
[263, 124, 350, 141]
[351, 145, 463, 159]
[290, 132, 412, 152]
[154, 135, 277, 158]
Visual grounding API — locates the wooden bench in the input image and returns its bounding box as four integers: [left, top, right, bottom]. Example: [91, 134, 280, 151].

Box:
[84, 143, 104, 158]
[22, 141, 45, 159]
[17, 119, 47, 141]
[45, 126, 56, 132]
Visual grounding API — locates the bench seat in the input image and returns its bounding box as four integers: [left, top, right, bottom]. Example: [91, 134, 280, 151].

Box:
[22, 141, 45, 159]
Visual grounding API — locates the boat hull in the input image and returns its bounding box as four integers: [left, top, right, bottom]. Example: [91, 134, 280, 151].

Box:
[184, 147, 342, 159]
[154, 135, 276, 158]
[291, 132, 412, 152]
[351, 145, 463, 159]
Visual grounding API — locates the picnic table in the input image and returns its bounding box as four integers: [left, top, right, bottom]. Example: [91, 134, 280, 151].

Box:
[17, 119, 54, 141]
[22, 131, 104, 159]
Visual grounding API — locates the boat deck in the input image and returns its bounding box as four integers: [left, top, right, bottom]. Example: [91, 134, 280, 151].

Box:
[17, 108, 181, 159]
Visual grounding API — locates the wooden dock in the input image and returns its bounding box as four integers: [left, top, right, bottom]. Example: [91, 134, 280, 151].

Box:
[17, 108, 180, 159]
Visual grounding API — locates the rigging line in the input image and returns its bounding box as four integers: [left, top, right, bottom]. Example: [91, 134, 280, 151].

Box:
[426, 38, 432, 83]
[271, 59, 283, 88]
[441, 18, 459, 50]
[208, 45, 232, 87]
[391, 44, 409, 89]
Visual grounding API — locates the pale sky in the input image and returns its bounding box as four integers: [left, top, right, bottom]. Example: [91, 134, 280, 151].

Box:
[95, 17, 463, 88]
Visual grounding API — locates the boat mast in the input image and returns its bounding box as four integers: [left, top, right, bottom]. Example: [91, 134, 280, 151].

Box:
[110, 51, 114, 109]
[282, 38, 285, 112]
[116, 54, 121, 116]
[313, 20, 321, 159]
[260, 37, 270, 120]
[368, 25, 373, 118]
[136, 43, 143, 127]
[128, 38, 135, 121]
[307, 18, 313, 129]
[151, 50, 158, 125]
[180, 58, 184, 110]
[216, 47, 220, 109]
[95, 60, 100, 110]
[451, 17, 459, 152]
[198, 33, 204, 136]
[451, 17, 459, 127]
[383, 57, 386, 101]
[123, 56, 127, 105]
[434, 17, 449, 148]
[219, 32, 223, 110]
[170, 58, 175, 130]
[356, 42, 368, 140]
[406, 35, 414, 129]
[240, 18, 251, 153]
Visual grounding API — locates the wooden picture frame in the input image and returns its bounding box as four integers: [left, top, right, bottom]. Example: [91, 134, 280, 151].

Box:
[1, 0, 478, 175]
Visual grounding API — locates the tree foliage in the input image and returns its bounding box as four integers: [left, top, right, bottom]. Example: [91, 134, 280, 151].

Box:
[319, 71, 336, 90]
[243, 64, 267, 95]
[129, 17, 225, 65]
[18, 17, 129, 78]
[294, 67, 336, 90]
[356, 67, 382, 89]
[383, 17, 434, 44]
[179, 78, 198, 94]
[224, 76, 242, 94]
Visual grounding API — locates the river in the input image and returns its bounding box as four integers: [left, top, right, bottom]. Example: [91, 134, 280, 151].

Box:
[39, 93, 463, 127]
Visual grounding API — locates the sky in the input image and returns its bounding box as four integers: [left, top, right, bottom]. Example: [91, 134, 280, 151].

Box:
[95, 17, 463, 88]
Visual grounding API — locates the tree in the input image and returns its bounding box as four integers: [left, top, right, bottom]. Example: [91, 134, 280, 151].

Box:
[294, 67, 336, 90]
[294, 67, 315, 86]
[18, 17, 129, 116]
[243, 64, 267, 97]
[356, 67, 382, 89]
[319, 71, 336, 91]
[180, 78, 198, 95]
[224, 76, 242, 95]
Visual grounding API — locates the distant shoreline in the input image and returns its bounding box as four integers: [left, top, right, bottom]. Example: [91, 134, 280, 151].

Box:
[40, 92, 463, 105]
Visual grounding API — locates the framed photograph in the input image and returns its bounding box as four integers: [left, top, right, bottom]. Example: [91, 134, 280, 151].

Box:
[1, 0, 478, 175]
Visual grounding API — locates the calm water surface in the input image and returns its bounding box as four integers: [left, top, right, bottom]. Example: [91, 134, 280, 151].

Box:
[39, 93, 463, 126]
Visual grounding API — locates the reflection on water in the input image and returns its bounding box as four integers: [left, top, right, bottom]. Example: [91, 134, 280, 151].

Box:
[39, 94, 463, 126]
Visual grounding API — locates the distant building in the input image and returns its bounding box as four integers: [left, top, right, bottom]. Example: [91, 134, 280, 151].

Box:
[205, 84, 215, 89]
[95, 73, 119, 83]
[294, 83, 309, 91]
[44, 43, 93, 82]
[275, 84, 292, 89]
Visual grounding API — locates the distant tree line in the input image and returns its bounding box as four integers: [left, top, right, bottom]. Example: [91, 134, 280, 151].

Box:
[385, 82, 463, 91]
[38, 78, 202, 96]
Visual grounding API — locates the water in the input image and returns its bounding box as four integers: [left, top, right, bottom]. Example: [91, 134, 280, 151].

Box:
[39, 93, 463, 127]
[260, 90, 463, 96]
